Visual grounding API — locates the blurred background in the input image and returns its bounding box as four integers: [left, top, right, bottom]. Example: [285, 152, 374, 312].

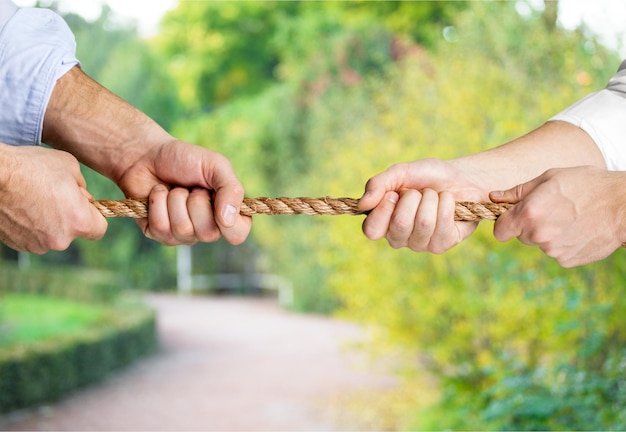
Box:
[2, 0, 626, 430]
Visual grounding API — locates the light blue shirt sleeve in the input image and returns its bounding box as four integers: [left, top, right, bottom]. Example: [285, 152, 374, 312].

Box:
[0, 0, 17, 32]
[550, 60, 626, 171]
[0, 3, 79, 146]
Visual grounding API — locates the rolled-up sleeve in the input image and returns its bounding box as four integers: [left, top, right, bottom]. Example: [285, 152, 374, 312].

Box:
[550, 60, 626, 171]
[0, 5, 78, 146]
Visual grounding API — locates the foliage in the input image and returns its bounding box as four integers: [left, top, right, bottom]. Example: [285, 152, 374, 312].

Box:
[3, 0, 626, 428]
[0, 294, 109, 347]
[157, 2, 295, 110]
[0, 262, 124, 303]
[0, 301, 156, 414]
[0, 263, 157, 414]
[327, 0, 467, 47]
[1, 1, 479, 291]
[64, 5, 182, 130]
[156, 1, 459, 112]
[170, 1, 626, 429]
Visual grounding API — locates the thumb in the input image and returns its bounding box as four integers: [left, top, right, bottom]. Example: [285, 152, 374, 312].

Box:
[489, 178, 539, 204]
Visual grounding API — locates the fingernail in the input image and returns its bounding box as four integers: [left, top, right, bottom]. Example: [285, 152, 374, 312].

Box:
[387, 192, 399, 204]
[490, 190, 504, 198]
[222, 204, 237, 227]
[153, 184, 167, 193]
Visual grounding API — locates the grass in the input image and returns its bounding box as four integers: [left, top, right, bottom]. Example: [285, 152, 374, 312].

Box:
[0, 294, 109, 347]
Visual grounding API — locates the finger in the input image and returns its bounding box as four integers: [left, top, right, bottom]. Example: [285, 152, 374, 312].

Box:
[59, 149, 87, 189]
[143, 184, 176, 245]
[428, 191, 470, 254]
[168, 188, 197, 245]
[406, 188, 439, 251]
[213, 187, 252, 246]
[359, 164, 410, 211]
[362, 191, 399, 240]
[489, 175, 544, 204]
[59, 198, 108, 249]
[187, 188, 221, 243]
[493, 205, 524, 243]
[81, 200, 108, 241]
[207, 162, 251, 245]
[206, 158, 245, 229]
[77, 187, 107, 240]
[220, 215, 252, 246]
[387, 189, 422, 248]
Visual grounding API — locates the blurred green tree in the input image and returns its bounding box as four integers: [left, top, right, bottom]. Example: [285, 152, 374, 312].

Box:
[171, 0, 626, 428]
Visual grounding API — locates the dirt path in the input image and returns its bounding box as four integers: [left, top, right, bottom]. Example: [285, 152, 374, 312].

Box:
[0, 294, 398, 431]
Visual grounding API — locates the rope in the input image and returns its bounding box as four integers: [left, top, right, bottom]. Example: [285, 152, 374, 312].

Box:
[91, 197, 513, 221]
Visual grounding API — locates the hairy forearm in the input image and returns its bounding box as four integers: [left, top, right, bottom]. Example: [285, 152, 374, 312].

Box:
[450, 120, 607, 192]
[42, 66, 172, 183]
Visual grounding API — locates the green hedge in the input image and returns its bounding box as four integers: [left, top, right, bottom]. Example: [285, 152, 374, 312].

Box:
[0, 265, 123, 304]
[0, 308, 157, 414]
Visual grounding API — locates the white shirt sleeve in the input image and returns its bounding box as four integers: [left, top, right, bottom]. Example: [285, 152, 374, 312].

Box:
[549, 60, 626, 171]
[0, 5, 79, 146]
[0, 0, 17, 32]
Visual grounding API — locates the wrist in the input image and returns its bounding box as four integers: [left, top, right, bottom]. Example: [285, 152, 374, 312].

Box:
[0, 143, 17, 186]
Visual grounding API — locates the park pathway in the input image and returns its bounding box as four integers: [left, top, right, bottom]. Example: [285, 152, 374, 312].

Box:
[0, 294, 399, 431]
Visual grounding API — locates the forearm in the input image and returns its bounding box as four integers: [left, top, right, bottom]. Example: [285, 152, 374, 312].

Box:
[450, 59, 626, 192]
[42, 66, 172, 183]
[449, 120, 606, 192]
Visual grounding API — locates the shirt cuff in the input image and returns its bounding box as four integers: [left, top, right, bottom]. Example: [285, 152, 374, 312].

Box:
[549, 89, 626, 171]
[607, 59, 626, 98]
[0, 7, 79, 146]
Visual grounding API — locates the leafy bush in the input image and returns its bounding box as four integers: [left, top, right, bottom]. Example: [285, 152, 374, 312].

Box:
[171, 1, 626, 428]
[0, 294, 109, 347]
[0, 262, 158, 414]
[0, 304, 156, 414]
[0, 263, 123, 304]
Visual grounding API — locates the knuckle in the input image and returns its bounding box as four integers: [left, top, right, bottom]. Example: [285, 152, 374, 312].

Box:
[153, 233, 181, 247]
[46, 235, 71, 252]
[519, 204, 541, 223]
[407, 241, 426, 252]
[414, 212, 434, 231]
[391, 215, 413, 233]
[27, 242, 47, 255]
[430, 247, 446, 255]
[385, 234, 404, 249]
[173, 223, 196, 241]
[361, 221, 379, 240]
[198, 230, 221, 243]
[226, 232, 247, 246]
[387, 240, 403, 250]
[429, 241, 451, 255]
[148, 216, 170, 235]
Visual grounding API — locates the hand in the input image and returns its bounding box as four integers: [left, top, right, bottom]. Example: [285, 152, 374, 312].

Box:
[0, 144, 107, 253]
[490, 166, 626, 267]
[116, 139, 251, 246]
[43, 67, 251, 247]
[359, 159, 489, 253]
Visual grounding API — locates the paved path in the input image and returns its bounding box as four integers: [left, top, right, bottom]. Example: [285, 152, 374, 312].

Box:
[1, 294, 398, 431]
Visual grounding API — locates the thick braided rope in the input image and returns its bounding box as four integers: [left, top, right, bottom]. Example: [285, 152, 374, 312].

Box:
[91, 197, 512, 221]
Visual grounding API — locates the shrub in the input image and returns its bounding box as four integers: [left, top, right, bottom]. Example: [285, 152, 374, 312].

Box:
[0, 307, 156, 414]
